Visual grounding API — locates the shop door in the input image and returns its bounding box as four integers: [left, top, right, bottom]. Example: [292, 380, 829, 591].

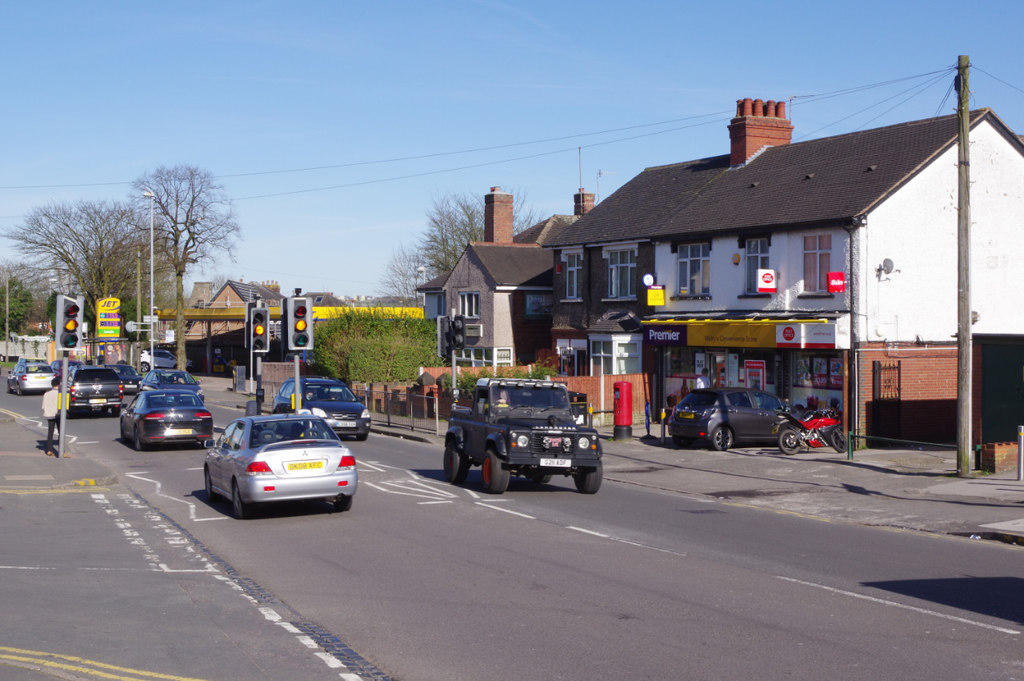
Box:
[981, 342, 1024, 443]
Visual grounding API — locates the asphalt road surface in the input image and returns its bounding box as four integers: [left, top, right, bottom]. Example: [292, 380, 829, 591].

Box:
[4, 390, 1023, 681]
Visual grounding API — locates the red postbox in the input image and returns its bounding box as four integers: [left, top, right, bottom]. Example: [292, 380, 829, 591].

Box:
[613, 381, 633, 440]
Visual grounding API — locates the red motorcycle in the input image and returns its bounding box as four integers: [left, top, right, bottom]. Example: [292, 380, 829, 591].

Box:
[774, 407, 846, 454]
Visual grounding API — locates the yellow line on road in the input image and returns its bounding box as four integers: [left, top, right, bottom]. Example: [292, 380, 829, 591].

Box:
[0, 486, 110, 495]
[0, 646, 209, 681]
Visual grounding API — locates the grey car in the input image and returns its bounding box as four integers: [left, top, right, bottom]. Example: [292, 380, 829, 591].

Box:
[7, 361, 55, 395]
[669, 388, 787, 451]
[203, 414, 357, 519]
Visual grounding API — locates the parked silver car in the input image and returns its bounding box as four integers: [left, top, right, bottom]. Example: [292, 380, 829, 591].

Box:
[203, 414, 357, 519]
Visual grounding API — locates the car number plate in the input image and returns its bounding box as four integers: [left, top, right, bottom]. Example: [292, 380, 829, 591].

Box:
[681, 412, 696, 419]
[334, 421, 355, 427]
[165, 428, 193, 436]
[287, 460, 325, 471]
[89, 398, 107, 404]
[540, 458, 571, 467]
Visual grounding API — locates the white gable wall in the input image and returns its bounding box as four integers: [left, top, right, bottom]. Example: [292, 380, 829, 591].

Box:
[860, 120, 1024, 343]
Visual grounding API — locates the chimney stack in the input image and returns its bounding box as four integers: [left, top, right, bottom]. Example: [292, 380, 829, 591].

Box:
[484, 186, 514, 243]
[728, 97, 794, 166]
[574, 188, 595, 216]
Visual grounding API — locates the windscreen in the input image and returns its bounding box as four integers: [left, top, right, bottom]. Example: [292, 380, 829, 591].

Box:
[492, 385, 570, 410]
[250, 419, 338, 447]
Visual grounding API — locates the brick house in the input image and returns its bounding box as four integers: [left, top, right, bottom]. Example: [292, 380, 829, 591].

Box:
[434, 187, 593, 367]
[543, 98, 1024, 445]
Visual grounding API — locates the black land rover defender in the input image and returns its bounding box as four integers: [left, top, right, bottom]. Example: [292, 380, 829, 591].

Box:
[444, 378, 602, 494]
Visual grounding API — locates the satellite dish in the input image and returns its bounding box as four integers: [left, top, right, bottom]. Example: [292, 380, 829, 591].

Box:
[881, 258, 894, 274]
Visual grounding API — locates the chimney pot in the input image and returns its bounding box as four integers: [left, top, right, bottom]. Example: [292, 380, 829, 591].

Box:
[728, 95, 794, 166]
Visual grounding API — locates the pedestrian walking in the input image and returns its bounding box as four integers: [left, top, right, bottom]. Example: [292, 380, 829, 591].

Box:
[41, 376, 62, 457]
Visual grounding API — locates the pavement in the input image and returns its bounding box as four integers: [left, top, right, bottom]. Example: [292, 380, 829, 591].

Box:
[4, 374, 1024, 546]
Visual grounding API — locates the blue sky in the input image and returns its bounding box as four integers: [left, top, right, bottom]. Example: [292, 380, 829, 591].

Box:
[2, 1, 1022, 297]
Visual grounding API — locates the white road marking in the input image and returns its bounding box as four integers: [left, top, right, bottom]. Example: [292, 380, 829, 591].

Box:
[475, 502, 536, 519]
[776, 575, 1021, 635]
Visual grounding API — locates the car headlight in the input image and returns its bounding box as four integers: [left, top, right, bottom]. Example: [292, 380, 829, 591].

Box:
[513, 433, 529, 448]
[360, 408, 370, 419]
[578, 436, 591, 450]
[311, 407, 327, 418]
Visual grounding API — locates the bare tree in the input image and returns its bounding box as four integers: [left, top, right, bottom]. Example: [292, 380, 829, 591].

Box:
[380, 190, 539, 298]
[377, 243, 428, 303]
[6, 200, 146, 326]
[133, 166, 240, 369]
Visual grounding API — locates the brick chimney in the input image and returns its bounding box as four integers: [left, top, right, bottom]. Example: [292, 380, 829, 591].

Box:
[574, 188, 595, 216]
[484, 186, 514, 243]
[728, 97, 794, 166]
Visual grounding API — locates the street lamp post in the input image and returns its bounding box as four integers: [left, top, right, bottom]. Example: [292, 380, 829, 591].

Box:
[142, 191, 155, 366]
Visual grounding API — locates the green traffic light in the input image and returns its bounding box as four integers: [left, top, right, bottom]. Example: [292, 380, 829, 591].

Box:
[293, 333, 308, 347]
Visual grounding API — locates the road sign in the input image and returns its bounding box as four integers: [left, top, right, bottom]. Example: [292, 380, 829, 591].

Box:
[143, 315, 158, 323]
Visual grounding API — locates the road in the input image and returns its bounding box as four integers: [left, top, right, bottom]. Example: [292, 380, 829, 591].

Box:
[3, 388, 1023, 680]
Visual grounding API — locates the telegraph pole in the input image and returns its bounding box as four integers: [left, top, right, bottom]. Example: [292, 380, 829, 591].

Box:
[956, 54, 972, 477]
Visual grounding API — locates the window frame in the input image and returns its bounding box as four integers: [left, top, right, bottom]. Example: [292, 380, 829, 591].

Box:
[564, 251, 582, 300]
[744, 237, 770, 294]
[605, 246, 637, 300]
[459, 291, 481, 318]
[676, 242, 711, 296]
[802, 234, 832, 293]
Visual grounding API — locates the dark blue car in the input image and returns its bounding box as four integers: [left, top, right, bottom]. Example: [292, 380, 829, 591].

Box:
[272, 377, 370, 441]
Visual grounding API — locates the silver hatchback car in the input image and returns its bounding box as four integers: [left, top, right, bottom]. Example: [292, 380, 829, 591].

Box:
[204, 414, 357, 519]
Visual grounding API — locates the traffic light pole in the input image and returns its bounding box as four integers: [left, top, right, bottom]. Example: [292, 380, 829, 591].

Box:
[294, 354, 302, 412]
[58, 353, 68, 458]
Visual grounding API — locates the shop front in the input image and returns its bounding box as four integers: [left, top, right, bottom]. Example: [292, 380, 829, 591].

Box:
[644, 319, 847, 420]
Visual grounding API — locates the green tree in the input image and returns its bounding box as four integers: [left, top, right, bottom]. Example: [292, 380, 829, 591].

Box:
[1, 274, 35, 335]
[313, 310, 437, 383]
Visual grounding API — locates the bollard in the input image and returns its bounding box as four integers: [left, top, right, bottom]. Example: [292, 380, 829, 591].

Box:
[1018, 425, 1023, 482]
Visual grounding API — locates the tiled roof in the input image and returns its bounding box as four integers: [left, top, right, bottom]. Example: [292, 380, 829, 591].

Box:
[514, 214, 579, 246]
[546, 110, 1000, 246]
[469, 243, 552, 288]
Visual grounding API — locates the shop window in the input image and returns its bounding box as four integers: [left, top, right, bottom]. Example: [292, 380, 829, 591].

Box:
[803, 234, 832, 292]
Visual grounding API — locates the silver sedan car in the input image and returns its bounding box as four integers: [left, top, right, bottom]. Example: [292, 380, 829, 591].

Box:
[7, 362, 56, 395]
[203, 414, 357, 519]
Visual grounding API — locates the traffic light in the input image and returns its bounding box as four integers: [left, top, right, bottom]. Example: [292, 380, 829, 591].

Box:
[250, 306, 270, 353]
[55, 294, 84, 350]
[285, 296, 314, 351]
[450, 315, 466, 351]
[437, 316, 451, 357]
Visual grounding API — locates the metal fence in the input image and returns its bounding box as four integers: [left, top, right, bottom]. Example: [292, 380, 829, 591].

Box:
[356, 387, 442, 437]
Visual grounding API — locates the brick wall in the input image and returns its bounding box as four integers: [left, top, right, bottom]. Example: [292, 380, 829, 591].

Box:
[857, 343, 958, 443]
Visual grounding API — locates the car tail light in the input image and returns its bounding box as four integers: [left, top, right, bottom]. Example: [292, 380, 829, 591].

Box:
[246, 461, 273, 474]
[144, 412, 166, 420]
[196, 411, 212, 418]
[338, 455, 356, 468]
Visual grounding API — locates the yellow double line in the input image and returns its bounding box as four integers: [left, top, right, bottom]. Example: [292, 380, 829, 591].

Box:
[0, 646, 209, 681]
